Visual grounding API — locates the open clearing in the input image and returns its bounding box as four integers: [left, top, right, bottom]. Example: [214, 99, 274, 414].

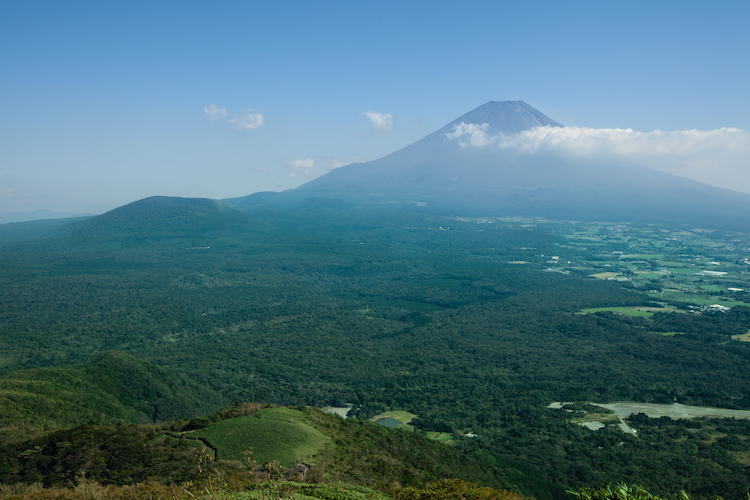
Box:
[424, 431, 454, 444]
[589, 272, 624, 280]
[370, 410, 417, 427]
[371, 411, 456, 444]
[578, 306, 676, 317]
[187, 407, 330, 466]
[550, 401, 750, 421]
[549, 401, 750, 437]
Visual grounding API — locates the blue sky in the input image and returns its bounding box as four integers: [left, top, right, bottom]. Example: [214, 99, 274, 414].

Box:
[1, 0, 749, 214]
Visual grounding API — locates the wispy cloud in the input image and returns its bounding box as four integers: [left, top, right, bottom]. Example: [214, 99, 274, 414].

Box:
[284, 157, 352, 181]
[361, 111, 394, 132]
[288, 158, 315, 176]
[229, 111, 265, 130]
[203, 104, 228, 120]
[288, 158, 315, 169]
[204, 105, 264, 130]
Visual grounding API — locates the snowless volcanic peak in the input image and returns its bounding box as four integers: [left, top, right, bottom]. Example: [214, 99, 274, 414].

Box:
[439, 100, 563, 135]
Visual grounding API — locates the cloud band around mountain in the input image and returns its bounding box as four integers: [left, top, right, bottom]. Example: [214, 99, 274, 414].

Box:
[446, 122, 750, 193]
[446, 123, 749, 158]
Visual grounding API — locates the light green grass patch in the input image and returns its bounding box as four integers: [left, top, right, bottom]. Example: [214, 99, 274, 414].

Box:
[631, 273, 661, 280]
[589, 272, 622, 279]
[732, 330, 750, 342]
[578, 307, 656, 317]
[187, 407, 330, 466]
[657, 293, 747, 307]
[619, 254, 664, 260]
[369, 410, 417, 425]
[424, 431, 454, 444]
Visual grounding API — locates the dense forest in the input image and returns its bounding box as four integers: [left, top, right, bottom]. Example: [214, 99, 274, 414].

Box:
[2, 199, 750, 499]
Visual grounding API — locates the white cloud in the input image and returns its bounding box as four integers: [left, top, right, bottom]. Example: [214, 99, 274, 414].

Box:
[446, 123, 750, 193]
[446, 123, 749, 158]
[229, 111, 264, 130]
[288, 158, 315, 169]
[204, 105, 264, 130]
[445, 122, 493, 147]
[204, 104, 228, 120]
[281, 158, 315, 180]
[494, 125, 749, 159]
[361, 111, 394, 132]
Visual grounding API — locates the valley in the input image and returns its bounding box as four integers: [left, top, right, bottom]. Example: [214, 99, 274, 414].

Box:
[2, 102, 750, 500]
[3, 203, 750, 499]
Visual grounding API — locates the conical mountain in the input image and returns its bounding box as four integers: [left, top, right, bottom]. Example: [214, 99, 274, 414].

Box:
[294, 101, 562, 197]
[62, 196, 263, 239]
[429, 99, 563, 137]
[226, 101, 750, 228]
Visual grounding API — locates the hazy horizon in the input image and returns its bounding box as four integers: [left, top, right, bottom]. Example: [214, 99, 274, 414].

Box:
[2, 1, 749, 215]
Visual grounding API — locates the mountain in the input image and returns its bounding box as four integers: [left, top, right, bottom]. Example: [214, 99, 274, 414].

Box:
[225, 101, 750, 228]
[59, 196, 264, 240]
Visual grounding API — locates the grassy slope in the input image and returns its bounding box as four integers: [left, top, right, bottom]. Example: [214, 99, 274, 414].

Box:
[187, 407, 331, 465]
[186, 406, 533, 493]
[0, 351, 227, 443]
[0, 368, 149, 441]
[0, 404, 529, 492]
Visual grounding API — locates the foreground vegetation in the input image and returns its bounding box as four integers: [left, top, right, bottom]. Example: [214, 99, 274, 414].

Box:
[2, 200, 750, 498]
[0, 477, 534, 500]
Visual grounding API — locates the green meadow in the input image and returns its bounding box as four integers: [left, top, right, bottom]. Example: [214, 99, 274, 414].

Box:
[187, 407, 330, 466]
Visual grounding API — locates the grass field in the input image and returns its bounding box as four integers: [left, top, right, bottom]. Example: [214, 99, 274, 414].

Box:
[619, 254, 665, 260]
[424, 431, 454, 444]
[578, 307, 659, 317]
[589, 272, 623, 280]
[186, 407, 330, 466]
[650, 292, 747, 307]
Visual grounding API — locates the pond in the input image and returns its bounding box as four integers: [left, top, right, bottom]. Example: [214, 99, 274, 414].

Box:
[374, 417, 403, 428]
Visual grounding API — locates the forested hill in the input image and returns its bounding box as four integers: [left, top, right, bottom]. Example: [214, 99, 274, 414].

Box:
[0, 351, 227, 442]
[59, 196, 266, 239]
[0, 404, 561, 499]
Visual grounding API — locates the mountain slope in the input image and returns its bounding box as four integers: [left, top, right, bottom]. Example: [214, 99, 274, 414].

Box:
[0, 351, 227, 443]
[227, 101, 750, 228]
[0, 404, 552, 498]
[61, 196, 263, 240]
